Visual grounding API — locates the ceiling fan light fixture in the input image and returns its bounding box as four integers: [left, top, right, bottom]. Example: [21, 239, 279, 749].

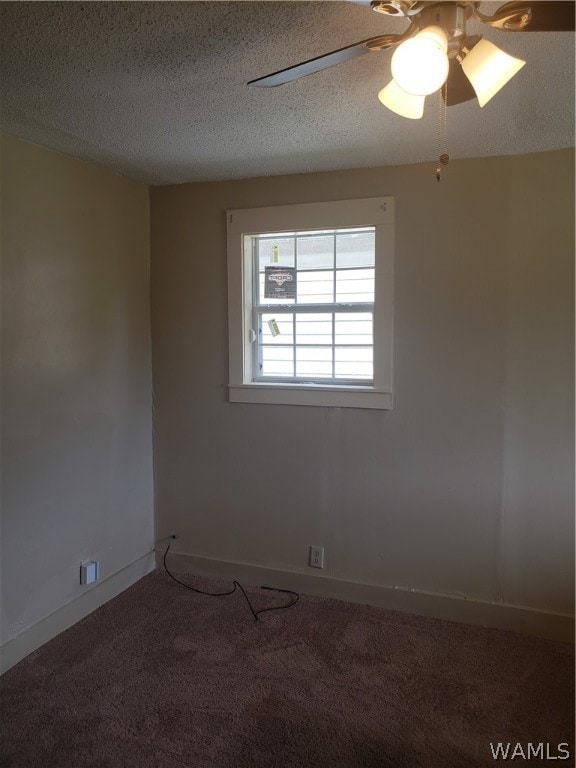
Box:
[391, 25, 449, 96]
[378, 79, 425, 119]
[460, 38, 526, 107]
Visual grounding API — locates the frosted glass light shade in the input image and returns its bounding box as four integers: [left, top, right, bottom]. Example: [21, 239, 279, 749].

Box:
[391, 26, 449, 96]
[378, 80, 425, 119]
[461, 39, 526, 107]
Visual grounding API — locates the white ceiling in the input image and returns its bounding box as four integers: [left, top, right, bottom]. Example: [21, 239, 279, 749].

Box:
[0, 1, 574, 185]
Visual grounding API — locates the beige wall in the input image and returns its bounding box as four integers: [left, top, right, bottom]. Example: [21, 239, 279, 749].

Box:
[0, 135, 154, 655]
[1, 139, 572, 656]
[150, 150, 574, 621]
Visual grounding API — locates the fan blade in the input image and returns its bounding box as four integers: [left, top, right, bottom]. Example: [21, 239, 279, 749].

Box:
[480, 1, 575, 31]
[443, 57, 477, 106]
[248, 34, 404, 87]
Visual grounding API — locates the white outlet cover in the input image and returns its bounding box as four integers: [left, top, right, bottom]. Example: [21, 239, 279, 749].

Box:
[80, 561, 99, 585]
[309, 546, 324, 569]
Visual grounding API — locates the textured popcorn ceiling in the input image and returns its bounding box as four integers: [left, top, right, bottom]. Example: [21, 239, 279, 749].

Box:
[0, 1, 574, 184]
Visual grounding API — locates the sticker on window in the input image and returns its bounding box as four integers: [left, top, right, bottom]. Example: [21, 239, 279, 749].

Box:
[264, 266, 296, 299]
[267, 319, 280, 337]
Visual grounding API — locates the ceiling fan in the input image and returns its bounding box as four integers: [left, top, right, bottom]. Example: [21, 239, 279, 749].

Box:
[248, 1, 575, 119]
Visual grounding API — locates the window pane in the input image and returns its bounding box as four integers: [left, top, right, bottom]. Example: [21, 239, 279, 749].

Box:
[258, 273, 295, 306]
[261, 346, 293, 377]
[257, 237, 296, 305]
[336, 230, 375, 268]
[334, 312, 373, 345]
[296, 347, 332, 378]
[295, 313, 332, 345]
[335, 347, 373, 379]
[297, 234, 334, 271]
[335, 268, 374, 302]
[258, 237, 295, 269]
[297, 270, 334, 304]
[261, 313, 293, 345]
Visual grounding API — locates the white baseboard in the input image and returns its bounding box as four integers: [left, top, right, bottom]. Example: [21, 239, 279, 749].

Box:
[3, 548, 570, 676]
[158, 550, 575, 644]
[0, 551, 155, 675]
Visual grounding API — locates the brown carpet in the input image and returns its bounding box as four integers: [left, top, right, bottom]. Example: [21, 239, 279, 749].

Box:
[0, 570, 574, 768]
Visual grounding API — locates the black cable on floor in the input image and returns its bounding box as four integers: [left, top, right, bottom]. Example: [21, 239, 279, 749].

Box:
[162, 539, 299, 621]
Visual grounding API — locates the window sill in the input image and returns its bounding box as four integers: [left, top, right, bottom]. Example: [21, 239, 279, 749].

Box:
[228, 383, 392, 410]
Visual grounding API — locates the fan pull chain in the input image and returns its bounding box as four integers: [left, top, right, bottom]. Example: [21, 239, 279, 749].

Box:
[436, 80, 450, 182]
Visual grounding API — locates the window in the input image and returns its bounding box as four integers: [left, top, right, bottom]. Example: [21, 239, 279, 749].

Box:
[254, 228, 375, 383]
[227, 197, 394, 409]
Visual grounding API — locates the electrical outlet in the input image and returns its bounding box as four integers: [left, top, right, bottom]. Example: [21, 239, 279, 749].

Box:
[309, 545, 324, 569]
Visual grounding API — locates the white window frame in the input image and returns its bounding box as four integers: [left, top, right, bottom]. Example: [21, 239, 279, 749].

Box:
[227, 197, 394, 409]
